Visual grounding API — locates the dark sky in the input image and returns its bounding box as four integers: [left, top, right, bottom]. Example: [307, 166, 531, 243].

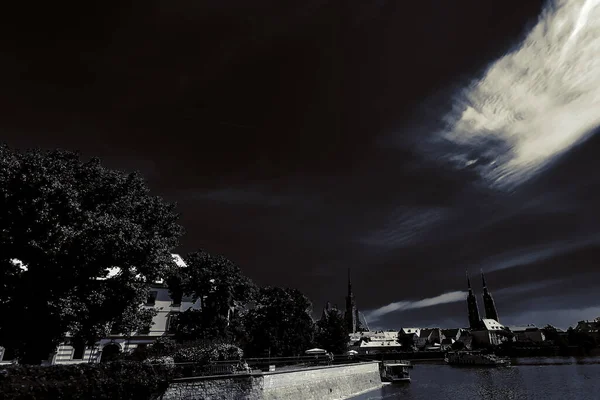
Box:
[3, 0, 599, 330]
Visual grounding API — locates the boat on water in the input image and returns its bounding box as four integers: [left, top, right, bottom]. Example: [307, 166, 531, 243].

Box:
[444, 351, 510, 367]
[379, 360, 411, 383]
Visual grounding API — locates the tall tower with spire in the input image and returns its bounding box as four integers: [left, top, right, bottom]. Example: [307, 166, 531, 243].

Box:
[466, 271, 481, 330]
[345, 268, 357, 333]
[481, 270, 499, 322]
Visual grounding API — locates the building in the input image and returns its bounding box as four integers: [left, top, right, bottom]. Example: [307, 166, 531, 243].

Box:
[471, 319, 510, 346]
[349, 331, 400, 354]
[400, 328, 421, 337]
[0, 254, 201, 365]
[465, 270, 501, 330]
[441, 328, 465, 350]
[464, 272, 509, 347]
[574, 318, 600, 340]
[508, 325, 546, 343]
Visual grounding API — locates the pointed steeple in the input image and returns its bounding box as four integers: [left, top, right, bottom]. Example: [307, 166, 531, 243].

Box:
[345, 268, 357, 333]
[481, 270, 499, 322]
[466, 270, 481, 330]
[348, 268, 352, 296]
[466, 270, 472, 290]
[481, 269, 487, 289]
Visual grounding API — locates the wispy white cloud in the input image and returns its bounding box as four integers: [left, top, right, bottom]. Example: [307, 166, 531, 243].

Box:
[494, 278, 565, 297]
[358, 207, 449, 248]
[365, 291, 467, 322]
[481, 235, 600, 272]
[424, 0, 600, 189]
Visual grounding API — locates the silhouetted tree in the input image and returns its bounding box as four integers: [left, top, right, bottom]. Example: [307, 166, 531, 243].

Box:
[542, 325, 569, 350]
[243, 287, 315, 357]
[315, 307, 349, 354]
[567, 327, 597, 353]
[451, 340, 465, 351]
[166, 250, 256, 343]
[0, 146, 183, 364]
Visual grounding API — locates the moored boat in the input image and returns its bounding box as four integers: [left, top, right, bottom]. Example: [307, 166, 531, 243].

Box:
[379, 360, 411, 383]
[444, 351, 510, 367]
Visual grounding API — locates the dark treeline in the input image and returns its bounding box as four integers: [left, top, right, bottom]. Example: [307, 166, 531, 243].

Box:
[0, 145, 347, 366]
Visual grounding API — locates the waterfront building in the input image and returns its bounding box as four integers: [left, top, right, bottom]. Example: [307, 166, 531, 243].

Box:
[440, 328, 466, 350]
[400, 327, 421, 336]
[471, 319, 510, 346]
[507, 325, 546, 343]
[574, 317, 600, 341]
[349, 330, 400, 354]
[0, 254, 200, 365]
[462, 270, 511, 347]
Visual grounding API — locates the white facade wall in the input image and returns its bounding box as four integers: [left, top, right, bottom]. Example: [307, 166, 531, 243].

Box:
[51, 285, 201, 365]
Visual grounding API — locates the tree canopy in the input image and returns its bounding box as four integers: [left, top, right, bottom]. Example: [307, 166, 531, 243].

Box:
[165, 249, 256, 343]
[0, 146, 183, 363]
[243, 286, 315, 357]
[315, 306, 349, 354]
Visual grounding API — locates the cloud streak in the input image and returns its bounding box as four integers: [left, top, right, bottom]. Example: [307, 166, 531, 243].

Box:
[481, 234, 600, 272]
[365, 291, 467, 322]
[358, 207, 449, 248]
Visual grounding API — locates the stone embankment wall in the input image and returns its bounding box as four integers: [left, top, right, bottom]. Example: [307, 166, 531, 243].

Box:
[160, 362, 381, 400]
[160, 374, 263, 400]
[263, 362, 381, 400]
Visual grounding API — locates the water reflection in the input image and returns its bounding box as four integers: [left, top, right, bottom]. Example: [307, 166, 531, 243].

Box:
[351, 358, 600, 400]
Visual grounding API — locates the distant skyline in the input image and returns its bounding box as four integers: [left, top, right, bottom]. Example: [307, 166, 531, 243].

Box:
[2, 0, 600, 330]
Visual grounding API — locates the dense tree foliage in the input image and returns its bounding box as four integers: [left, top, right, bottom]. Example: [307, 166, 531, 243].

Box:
[0, 146, 183, 364]
[0, 361, 174, 400]
[243, 287, 315, 357]
[567, 327, 597, 353]
[315, 307, 349, 354]
[165, 250, 256, 343]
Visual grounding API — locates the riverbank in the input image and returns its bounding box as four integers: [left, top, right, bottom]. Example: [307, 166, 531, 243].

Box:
[161, 361, 382, 400]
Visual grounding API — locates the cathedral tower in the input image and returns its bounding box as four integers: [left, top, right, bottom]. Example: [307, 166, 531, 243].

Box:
[466, 271, 481, 330]
[345, 268, 357, 333]
[481, 270, 499, 322]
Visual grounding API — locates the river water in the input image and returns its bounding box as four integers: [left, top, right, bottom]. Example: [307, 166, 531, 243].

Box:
[350, 357, 600, 400]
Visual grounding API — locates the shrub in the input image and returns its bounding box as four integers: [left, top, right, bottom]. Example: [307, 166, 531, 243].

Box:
[0, 361, 174, 400]
[146, 338, 243, 365]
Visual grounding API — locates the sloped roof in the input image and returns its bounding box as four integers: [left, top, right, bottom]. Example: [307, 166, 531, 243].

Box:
[508, 325, 539, 332]
[442, 329, 461, 339]
[359, 340, 401, 348]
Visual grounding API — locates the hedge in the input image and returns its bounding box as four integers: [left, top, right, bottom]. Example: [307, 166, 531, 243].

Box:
[0, 361, 174, 400]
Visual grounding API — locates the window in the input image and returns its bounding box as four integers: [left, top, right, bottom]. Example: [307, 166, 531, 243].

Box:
[166, 312, 180, 333]
[72, 342, 86, 360]
[146, 291, 158, 306]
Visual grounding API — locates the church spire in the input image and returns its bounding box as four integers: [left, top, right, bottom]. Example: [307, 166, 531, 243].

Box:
[345, 268, 357, 333]
[481, 270, 499, 322]
[481, 269, 487, 289]
[348, 268, 352, 295]
[466, 270, 481, 330]
[467, 270, 472, 290]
